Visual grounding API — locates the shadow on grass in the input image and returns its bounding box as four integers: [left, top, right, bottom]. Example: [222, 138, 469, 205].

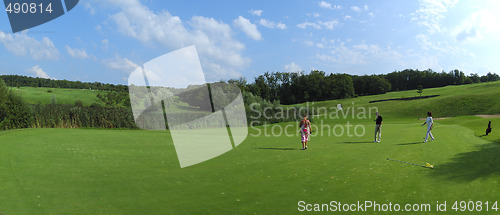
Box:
[430, 141, 500, 182]
[258, 147, 297, 150]
[398, 142, 423, 145]
[339, 141, 373, 144]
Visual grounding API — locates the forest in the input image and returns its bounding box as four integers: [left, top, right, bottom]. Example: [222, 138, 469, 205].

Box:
[237, 69, 499, 105]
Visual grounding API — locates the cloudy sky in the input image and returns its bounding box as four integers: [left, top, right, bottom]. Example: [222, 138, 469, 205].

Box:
[0, 0, 499, 84]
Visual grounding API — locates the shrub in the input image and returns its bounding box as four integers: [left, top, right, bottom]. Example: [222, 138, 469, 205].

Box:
[74, 100, 84, 107]
[0, 79, 33, 130]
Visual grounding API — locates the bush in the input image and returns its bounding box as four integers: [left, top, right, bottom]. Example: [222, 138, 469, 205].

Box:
[74, 100, 84, 107]
[0, 79, 33, 130]
[90, 102, 102, 108]
[31, 104, 137, 129]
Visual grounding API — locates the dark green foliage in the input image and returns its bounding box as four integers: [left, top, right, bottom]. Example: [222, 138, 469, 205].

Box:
[246, 71, 355, 105]
[480, 72, 500, 82]
[246, 69, 499, 105]
[352, 75, 391, 96]
[0, 79, 33, 130]
[0, 75, 128, 92]
[384, 69, 499, 91]
[96, 91, 130, 107]
[31, 104, 137, 129]
[74, 100, 84, 107]
[90, 102, 102, 108]
[417, 85, 423, 97]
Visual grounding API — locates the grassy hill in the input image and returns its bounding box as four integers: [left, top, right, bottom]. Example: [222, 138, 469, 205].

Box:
[10, 87, 102, 106]
[305, 80, 500, 120]
[1, 81, 499, 214]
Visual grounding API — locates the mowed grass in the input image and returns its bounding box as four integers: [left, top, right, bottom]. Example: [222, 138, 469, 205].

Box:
[1, 82, 500, 214]
[306, 80, 500, 121]
[9, 87, 101, 105]
[0, 118, 499, 214]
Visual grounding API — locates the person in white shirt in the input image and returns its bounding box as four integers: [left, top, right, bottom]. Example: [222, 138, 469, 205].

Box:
[421, 111, 434, 143]
[373, 112, 382, 142]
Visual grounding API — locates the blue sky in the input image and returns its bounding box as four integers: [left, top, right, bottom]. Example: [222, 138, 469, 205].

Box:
[0, 0, 499, 84]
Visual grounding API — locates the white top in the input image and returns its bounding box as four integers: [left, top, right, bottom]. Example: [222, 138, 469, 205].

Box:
[426, 117, 433, 128]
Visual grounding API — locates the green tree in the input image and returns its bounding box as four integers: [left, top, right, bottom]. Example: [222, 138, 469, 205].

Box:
[417, 85, 423, 97]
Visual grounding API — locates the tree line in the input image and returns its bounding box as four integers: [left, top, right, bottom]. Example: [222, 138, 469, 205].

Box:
[1, 69, 499, 130]
[0, 75, 128, 92]
[236, 69, 499, 105]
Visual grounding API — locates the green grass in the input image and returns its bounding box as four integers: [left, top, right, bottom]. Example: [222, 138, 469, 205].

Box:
[9, 87, 102, 106]
[1, 82, 500, 214]
[304, 81, 500, 121]
[1, 119, 499, 214]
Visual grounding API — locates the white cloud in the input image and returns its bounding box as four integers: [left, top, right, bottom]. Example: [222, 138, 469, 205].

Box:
[364, 5, 369, 11]
[84, 2, 96, 15]
[368, 12, 375, 18]
[319, 1, 332, 9]
[284, 62, 302, 73]
[304, 41, 314, 46]
[65, 45, 89, 59]
[307, 12, 320, 18]
[412, 0, 459, 34]
[298, 20, 339, 30]
[297, 22, 322, 30]
[453, 9, 500, 43]
[416, 34, 432, 50]
[102, 55, 139, 74]
[233, 16, 262, 40]
[249, 9, 263, 16]
[318, 20, 339, 30]
[316, 42, 402, 66]
[415, 33, 468, 56]
[319, 1, 341, 9]
[344, 15, 353, 20]
[259, 19, 287, 29]
[351, 6, 362, 12]
[99, 0, 249, 81]
[0, 31, 59, 61]
[102, 39, 109, 50]
[26, 65, 53, 79]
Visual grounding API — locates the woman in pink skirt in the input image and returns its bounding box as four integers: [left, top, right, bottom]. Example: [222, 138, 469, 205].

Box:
[299, 115, 312, 150]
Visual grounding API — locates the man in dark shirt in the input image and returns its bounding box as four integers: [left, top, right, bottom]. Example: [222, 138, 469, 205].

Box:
[374, 112, 382, 142]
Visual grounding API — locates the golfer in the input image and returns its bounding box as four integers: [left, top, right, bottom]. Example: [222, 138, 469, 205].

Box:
[299, 115, 312, 150]
[421, 111, 434, 142]
[374, 112, 382, 142]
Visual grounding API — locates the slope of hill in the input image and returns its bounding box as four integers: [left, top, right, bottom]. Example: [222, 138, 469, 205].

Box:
[305, 80, 500, 120]
[10, 87, 102, 106]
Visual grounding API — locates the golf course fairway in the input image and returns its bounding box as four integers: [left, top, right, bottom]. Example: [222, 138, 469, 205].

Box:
[1, 82, 500, 214]
[0, 117, 499, 214]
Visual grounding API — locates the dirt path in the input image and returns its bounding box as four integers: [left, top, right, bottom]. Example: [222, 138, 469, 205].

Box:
[418, 117, 451, 120]
[417, 115, 500, 120]
[475, 114, 500, 118]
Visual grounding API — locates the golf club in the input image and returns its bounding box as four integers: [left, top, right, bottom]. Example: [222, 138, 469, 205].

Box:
[387, 158, 434, 169]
